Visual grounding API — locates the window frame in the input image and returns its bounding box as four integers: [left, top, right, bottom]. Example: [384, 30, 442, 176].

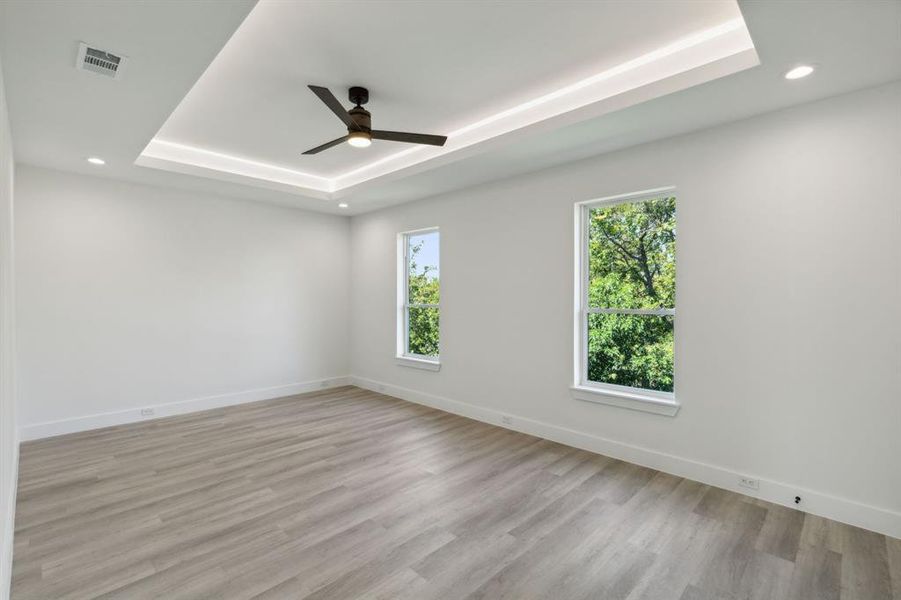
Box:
[396, 227, 441, 370]
[572, 187, 679, 416]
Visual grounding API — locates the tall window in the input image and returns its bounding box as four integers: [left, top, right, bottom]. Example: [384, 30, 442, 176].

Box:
[399, 228, 440, 362]
[578, 192, 675, 397]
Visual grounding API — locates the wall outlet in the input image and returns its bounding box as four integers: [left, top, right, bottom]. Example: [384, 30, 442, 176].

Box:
[738, 476, 759, 490]
[378, 384, 386, 393]
[140, 408, 155, 417]
[320, 380, 329, 388]
[501, 415, 513, 426]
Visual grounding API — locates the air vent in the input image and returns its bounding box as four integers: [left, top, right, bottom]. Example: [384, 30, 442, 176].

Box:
[75, 42, 127, 79]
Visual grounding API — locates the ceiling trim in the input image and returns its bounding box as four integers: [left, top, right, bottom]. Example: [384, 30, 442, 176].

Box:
[137, 16, 758, 202]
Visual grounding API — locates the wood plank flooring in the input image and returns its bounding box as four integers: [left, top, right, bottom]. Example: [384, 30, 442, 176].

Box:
[11, 386, 900, 599]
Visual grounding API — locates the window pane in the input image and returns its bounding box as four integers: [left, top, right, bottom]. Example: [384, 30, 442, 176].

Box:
[407, 231, 439, 305]
[587, 313, 673, 392]
[407, 307, 439, 357]
[588, 197, 675, 309]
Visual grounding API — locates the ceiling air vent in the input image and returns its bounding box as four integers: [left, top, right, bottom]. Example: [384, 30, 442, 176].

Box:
[75, 42, 127, 79]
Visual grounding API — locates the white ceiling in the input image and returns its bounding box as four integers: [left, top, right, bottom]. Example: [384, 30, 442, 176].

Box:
[138, 0, 757, 197]
[0, 0, 255, 183]
[348, 0, 901, 211]
[153, 0, 744, 177]
[1, 1, 900, 215]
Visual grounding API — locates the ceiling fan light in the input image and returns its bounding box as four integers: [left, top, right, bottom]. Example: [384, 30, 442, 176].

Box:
[347, 131, 372, 148]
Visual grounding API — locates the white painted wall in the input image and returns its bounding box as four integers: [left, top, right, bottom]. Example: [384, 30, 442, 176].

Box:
[15, 167, 350, 438]
[0, 56, 17, 600]
[350, 82, 901, 536]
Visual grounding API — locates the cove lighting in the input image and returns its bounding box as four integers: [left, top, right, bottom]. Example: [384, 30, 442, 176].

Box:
[784, 65, 814, 80]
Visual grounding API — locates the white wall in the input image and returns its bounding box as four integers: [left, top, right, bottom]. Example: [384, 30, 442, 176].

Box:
[0, 55, 17, 600]
[350, 82, 901, 537]
[16, 167, 350, 438]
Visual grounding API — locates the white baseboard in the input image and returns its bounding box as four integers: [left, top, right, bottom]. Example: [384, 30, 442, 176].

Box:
[1, 439, 18, 600]
[350, 375, 901, 540]
[20, 377, 352, 442]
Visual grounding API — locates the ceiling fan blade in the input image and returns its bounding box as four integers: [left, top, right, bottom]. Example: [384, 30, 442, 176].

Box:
[308, 85, 360, 131]
[371, 130, 447, 147]
[302, 135, 349, 155]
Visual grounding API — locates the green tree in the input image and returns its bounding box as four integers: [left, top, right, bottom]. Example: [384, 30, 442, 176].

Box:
[587, 197, 675, 392]
[407, 240, 439, 356]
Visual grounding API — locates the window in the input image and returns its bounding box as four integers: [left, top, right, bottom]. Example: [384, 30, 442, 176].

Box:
[397, 228, 440, 369]
[574, 189, 677, 414]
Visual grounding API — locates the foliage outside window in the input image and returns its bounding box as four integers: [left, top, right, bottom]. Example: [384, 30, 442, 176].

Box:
[582, 195, 675, 393]
[401, 229, 439, 358]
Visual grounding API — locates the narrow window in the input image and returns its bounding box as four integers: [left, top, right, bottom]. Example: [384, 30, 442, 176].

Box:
[578, 193, 675, 396]
[399, 228, 440, 362]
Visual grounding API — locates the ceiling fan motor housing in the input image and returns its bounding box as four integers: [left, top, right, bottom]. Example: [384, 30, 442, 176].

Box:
[348, 106, 371, 132]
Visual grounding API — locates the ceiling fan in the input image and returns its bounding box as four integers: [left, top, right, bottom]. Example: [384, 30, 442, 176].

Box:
[302, 85, 448, 155]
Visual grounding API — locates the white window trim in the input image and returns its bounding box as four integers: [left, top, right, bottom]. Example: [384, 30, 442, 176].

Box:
[396, 227, 440, 370]
[572, 187, 679, 416]
[396, 355, 441, 371]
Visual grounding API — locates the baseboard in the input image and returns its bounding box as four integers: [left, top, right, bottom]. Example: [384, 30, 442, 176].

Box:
[20, 376, 352, 442]
[350, 375, 901, 540]
[1, 439, 18, 600]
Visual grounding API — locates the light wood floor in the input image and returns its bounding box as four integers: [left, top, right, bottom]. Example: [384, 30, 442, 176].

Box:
[11, 386, 901, 599]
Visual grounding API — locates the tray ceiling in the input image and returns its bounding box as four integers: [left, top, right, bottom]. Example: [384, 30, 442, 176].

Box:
[138, 0, 756, 199]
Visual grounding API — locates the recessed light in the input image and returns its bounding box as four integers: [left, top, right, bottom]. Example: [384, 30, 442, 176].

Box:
[87, 157, 106, 165]
[784, 65, 814, 80]
[338, 203, 349, 208]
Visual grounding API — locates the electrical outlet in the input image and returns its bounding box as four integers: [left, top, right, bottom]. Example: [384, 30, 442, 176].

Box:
[140, 408, 155, 417]
[320, 380, 329, 388]
[501, 415, 513, 426]
[738, 477, 759, 490]
[378, 384, 386, 392]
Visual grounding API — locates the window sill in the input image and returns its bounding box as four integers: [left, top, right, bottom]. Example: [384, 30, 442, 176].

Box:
[570, 385, 679, 416]
[396, 356, 441, 371]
